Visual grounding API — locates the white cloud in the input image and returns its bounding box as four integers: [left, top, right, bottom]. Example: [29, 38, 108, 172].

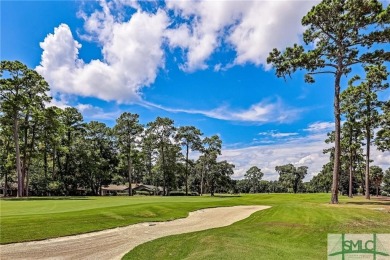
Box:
[166, 1, 245, 71]
[144, 97, 301, 124]
[166, 0, 319, 71]
[36, 0, 321, 102]
[304, 121, 335, 132]
[228, 1, 318, 68]
[258, 130, 299, 138]
[36, 2, 169, 103]
[44, 93, 73, 109]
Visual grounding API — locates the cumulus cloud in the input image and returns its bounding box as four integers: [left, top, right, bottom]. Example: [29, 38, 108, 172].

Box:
[35, 0, 322, 103]
[166, 0, 319, 71]
[145, 97, 301, 124]
[165, 1, 245, 71]
[36, 2, 168, 103]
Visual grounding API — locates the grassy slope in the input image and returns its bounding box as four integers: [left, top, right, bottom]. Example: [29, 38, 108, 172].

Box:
[123, 194, 390, 260]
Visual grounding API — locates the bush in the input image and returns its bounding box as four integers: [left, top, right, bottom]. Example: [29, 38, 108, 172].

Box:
[381, 191, 388, 197]
[134, 191, 151, 196]
[169, 191, 186, 196]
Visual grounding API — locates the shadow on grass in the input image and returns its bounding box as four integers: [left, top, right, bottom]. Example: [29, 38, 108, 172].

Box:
[212, 195, 242, 198]
[345, 201, 390, 206]
[1, 197, 92, 201]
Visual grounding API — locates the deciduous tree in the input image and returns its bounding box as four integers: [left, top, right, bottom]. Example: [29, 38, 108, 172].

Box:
[244, 166, 264, 193]
[276, 164, 308, 193]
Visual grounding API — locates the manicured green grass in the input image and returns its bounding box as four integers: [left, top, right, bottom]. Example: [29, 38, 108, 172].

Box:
[123, 194, 390, 260]
[0, 195, 242, 244]
[1, 194, 389, 260]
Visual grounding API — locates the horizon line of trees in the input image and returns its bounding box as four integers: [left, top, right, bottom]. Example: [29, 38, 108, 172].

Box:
[237, 164, 390, 196]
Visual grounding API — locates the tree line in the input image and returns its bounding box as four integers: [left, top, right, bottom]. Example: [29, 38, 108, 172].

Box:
[0, 61, 236, 197]
[236, 163, 390, 196]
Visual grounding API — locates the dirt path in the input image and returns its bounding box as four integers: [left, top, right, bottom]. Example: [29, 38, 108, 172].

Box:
[0, 205, 270, 260]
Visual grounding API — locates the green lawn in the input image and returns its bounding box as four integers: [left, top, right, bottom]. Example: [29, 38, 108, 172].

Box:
[0, 195, 242, 244]
[123, 194, 390, 260]
[1, 194, 389, 260]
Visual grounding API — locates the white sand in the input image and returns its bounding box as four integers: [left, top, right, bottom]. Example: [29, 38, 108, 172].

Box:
[0, 205, 270, 260]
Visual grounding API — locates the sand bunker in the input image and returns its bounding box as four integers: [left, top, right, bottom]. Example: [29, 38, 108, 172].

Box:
[0, 205, 270, 260]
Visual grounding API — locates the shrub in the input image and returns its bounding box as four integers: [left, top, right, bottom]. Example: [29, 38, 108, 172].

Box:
[169, 191, 186, 196]
[381, 191, 388, 197]
[134, 191, 151, 196]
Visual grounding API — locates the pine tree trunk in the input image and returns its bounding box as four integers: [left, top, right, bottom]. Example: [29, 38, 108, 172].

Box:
[365, 127, 370, 200]
[200, 164, 205, 196]
[25, 123, 36, 197]
[185, 144, 189, 196]
[53, 147, 56, 178]
[22, 112, 29, 196]
[365, 86, 371, 200]
[44, 141, 48, 195]
[13, 109, 23, 197]
[162, 146, 166, 196]
[331, 71, 342, 204]
[4, 171, 8, 197]
[4, 140, 10, 197]
[348, 124, 353, 198]
[128, 144, 133, 196]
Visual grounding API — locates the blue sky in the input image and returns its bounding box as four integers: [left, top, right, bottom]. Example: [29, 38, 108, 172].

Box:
[1, 0, 389, 180]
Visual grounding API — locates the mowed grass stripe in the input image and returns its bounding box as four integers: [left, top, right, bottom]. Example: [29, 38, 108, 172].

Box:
[0, 196, 227, 216]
